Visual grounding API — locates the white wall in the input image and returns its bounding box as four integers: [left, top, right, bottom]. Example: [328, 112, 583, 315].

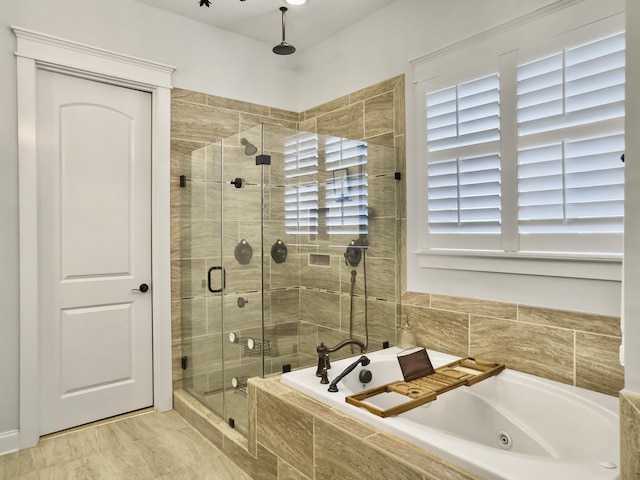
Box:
[0, 0, 298, 442]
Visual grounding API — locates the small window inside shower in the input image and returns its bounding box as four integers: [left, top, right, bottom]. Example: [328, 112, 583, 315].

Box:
[284, 132, 319, 235]
[284, 132, 368, 238]
[325, 137, 368, 236]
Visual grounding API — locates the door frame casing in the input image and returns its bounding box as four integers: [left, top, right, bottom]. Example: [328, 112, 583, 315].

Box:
[14, 27, 175, 448]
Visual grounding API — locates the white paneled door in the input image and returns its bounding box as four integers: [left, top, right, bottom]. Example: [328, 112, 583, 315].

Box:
[37, 70, 153, 435]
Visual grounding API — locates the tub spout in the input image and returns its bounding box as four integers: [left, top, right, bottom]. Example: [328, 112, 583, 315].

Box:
[328, 355, 370, 392]
[316, 340, 367, 383]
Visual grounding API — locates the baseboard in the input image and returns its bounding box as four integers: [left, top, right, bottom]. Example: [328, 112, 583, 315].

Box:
[0, 430, 20, 456]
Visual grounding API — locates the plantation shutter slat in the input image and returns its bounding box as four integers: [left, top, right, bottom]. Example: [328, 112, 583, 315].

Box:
[516, 32, 625, 241]
[427, 74, 500, 152]
[427, 153, 501, 234]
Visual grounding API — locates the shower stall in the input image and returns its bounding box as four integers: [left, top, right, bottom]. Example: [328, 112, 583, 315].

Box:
[178, 123, 400, 434]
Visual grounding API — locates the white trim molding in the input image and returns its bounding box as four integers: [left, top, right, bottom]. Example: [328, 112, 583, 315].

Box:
[14, 26, 175, 449]
[0, 430, 20, 457]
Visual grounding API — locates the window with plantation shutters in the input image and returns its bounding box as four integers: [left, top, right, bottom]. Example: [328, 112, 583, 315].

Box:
[284, 133, 369, 237]
[425, 72, 503, 249]
[421, 23, 625, 257]
[516, 32, 625, 253]
[284, 132, 319, 235]
[324, 136, 368, 235]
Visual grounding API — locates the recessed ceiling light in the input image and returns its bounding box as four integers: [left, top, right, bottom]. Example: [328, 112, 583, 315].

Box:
[284, 0, 308, 6]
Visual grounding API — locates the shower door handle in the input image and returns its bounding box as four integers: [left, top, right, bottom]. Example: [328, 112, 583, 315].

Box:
[207, 266, 225, 293]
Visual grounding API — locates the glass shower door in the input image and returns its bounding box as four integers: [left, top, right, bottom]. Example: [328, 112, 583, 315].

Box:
[220, 126, 265, 434]
[179, 140, 225, 420]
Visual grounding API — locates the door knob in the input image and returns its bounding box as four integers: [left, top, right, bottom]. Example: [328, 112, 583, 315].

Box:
[131, 283, 149, 293]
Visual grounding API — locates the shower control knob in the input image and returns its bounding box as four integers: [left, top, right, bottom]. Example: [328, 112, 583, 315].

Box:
[230, 178, 244, 188]
[237, 297, 249, 308]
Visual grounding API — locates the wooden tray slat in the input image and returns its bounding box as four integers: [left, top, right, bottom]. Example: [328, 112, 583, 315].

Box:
[345, 357, 505, 418]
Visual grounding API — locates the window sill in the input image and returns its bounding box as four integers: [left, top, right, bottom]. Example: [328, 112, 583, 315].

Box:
[416, 250, 622, 281]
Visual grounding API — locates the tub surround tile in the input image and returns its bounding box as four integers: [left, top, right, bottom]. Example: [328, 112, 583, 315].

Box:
[314, 421, 423, 480]
[277, 459, 310, 480]
[403, 304, 469, 357]
[256, 389, 313, 477]
[281, 390, 378, 438]
[620, 391, 640, 480]
[470, 316, 574, 385]
[365, 433, 482, 480]
[341, 295, 396, 345]
[517, 305, 621, 336]
[431, 294, 517, 320]
[402, 291, 431, 308]
[575, 332, 624, 395]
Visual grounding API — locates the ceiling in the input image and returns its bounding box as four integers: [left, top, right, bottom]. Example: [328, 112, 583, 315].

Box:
[133, 0, 397, 52]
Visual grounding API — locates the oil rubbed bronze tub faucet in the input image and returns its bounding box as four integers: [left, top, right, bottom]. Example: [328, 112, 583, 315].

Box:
[316, 339, 366, 384]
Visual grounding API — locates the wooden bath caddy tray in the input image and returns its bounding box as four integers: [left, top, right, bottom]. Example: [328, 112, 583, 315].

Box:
[346, 357, 505, 418]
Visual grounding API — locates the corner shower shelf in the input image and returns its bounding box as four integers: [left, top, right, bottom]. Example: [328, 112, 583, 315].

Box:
[345, 357, 505, 418]
[244, 339, 272, 358]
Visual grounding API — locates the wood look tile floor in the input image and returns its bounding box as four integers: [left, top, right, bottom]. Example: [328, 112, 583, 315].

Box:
[0, 410, 252, 480]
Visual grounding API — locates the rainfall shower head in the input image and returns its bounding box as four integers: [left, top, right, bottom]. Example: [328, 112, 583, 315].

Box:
[273, 7, 296, 55]
[240, 137, 257, 156]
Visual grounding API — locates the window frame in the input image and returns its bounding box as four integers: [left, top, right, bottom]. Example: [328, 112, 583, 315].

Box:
[415, 13, 625, 280]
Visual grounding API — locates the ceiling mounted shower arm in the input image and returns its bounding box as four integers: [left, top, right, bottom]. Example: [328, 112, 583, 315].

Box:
[273, 7, 296, 55]
[280, 7, 287, 43]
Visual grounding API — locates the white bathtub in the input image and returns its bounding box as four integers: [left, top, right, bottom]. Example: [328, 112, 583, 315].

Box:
[281, 347, 620, 480]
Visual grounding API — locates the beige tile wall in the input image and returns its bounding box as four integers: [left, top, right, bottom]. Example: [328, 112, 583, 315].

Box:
[171, 76, 407, 392]
[171, 91, 299, 390]
[620, 391, 640, 479]
[296, 75, 406, 363]
[402, 291, 624, 396]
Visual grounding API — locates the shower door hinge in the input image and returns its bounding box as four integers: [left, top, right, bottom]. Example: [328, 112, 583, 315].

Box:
[256, 154, 271, 166]
[179, 175, 187, 187]
[394, 172, 402, 180]
[181, 356, 188, 370]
